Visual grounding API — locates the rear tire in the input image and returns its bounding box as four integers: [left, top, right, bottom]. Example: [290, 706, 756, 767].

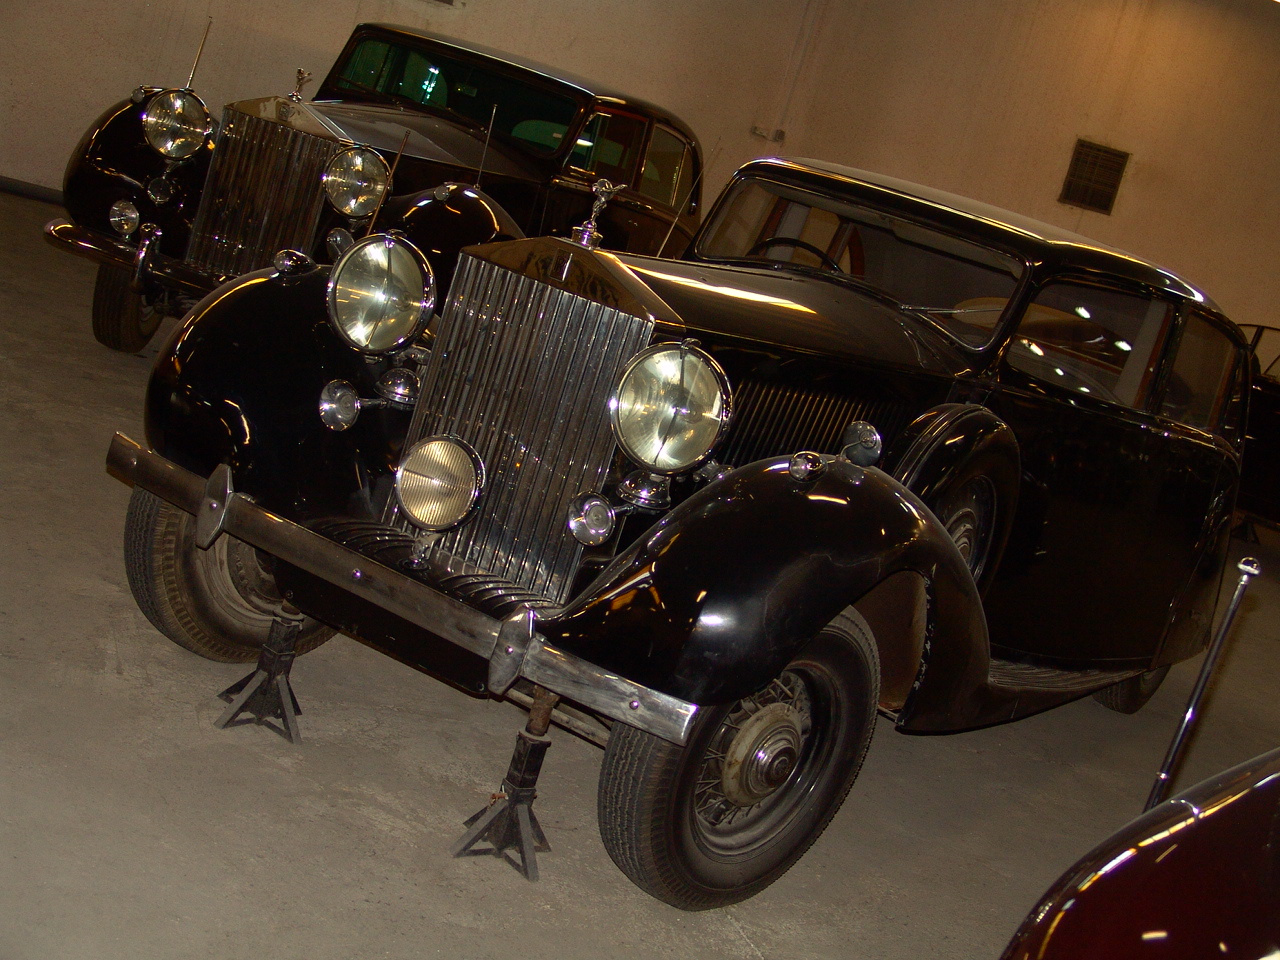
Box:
[92, 264, 162, 353]
[1092, 665, 1170, 714]
[124, 487, 333, 662]
[597, 611, 879, 909]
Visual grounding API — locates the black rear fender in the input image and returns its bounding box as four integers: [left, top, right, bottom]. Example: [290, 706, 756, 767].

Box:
[542, 456, 989, 707]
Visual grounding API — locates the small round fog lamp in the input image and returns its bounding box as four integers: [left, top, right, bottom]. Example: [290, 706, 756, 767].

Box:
[568, 494, 616, 546]
[319, 380, 361, 431]
[109, 200, 140, 238]
[396, 437, 484, 531]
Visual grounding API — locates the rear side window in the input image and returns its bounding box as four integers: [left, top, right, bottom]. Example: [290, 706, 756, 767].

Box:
[569, 112, 647, 183]
[1007, 282, 1173, 409]
[638, 126, 694, 209]
[1160, 310, 1242, 435]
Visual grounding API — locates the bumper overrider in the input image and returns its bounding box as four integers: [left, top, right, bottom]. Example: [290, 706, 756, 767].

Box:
[106, 433, 699, 745]
[45, 219, 216, 299]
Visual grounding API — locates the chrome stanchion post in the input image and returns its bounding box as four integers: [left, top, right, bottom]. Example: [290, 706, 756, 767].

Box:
[1145, 557, 1261, 811]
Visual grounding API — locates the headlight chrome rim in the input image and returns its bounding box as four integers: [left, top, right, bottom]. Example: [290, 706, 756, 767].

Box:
[141, 89, 211, 159]
[326, 233, 435, 355]
[610, 340, 732, 475]
[323, 146, 391, 218]
[395, 436, 486, 532]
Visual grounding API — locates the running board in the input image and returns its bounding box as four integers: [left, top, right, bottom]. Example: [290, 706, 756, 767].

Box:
[988, 658, 1140, 694]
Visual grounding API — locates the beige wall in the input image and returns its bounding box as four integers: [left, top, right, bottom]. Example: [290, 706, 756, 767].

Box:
[4, 0, 1279, 329]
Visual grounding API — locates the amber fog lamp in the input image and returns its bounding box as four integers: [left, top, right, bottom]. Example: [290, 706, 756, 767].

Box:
[142, 89, 211, 159]
[323, 147, 390, 218]
[396, 437, 485, 531]
[611, 341, 732, 474]
[327, 234, 435, 355]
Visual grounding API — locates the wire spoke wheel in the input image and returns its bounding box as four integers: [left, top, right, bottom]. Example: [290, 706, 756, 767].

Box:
[597, 611, 879, 910]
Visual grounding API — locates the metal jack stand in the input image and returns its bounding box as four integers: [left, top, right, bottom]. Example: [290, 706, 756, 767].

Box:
[1145, 557, 1261, 811]
[214, 611, 304, 743]
[452, 686, 559, 880]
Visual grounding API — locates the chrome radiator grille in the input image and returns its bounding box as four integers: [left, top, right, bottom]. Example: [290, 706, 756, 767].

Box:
[718, 379, 915, 466]
[186, 105, 339, 279]
[400, 252, 655, 604]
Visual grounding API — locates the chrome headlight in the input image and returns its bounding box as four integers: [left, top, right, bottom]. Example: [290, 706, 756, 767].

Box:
[396, 437, 485, 531]
[323, 147, 390, 218]
[141, 89, 211, 159]
[611, 341, 732, 474]
[327, 234, 435, 354]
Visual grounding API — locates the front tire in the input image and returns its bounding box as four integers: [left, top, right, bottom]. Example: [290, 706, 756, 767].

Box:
[92, 264, 162, 353]
[597, 611, 879, 909]
[124, 487, 334, 662]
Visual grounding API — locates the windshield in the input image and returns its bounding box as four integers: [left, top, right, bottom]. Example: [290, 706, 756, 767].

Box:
[327, 37, 583, 158]
[696, 176, 1026, 347]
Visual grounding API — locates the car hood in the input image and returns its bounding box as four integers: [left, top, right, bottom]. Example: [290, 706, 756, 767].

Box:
[308, 100, 544, 182]
[618, 256, 969, 376]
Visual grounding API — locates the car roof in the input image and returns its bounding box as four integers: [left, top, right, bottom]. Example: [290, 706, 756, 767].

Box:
[357, 23, 700, 145]
[738, 157, 1222, 313]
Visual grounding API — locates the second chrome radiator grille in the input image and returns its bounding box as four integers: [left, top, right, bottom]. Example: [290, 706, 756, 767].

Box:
[186, 105, 339, 279]
[400, 252, 655, 605]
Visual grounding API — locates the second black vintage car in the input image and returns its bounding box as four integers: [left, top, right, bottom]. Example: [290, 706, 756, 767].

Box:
[105, 158, 1250, 909]
[45, 22, 701, 351]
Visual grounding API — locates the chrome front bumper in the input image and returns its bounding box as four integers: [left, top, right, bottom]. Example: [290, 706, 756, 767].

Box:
[106, 433, 698, 745]
[45, 219, 219, 299]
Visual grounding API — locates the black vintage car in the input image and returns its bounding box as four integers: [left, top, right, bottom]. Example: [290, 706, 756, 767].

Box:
[1239, 324, 1280, 526]
[105, 158, 1250, 909]
[45, 22, 701, 352]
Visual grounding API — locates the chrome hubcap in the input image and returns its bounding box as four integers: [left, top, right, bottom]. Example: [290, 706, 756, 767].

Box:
[720, 702, 805, 806]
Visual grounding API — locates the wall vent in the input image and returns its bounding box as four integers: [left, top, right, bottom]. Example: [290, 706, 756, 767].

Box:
[1059, 139, 1129, 215]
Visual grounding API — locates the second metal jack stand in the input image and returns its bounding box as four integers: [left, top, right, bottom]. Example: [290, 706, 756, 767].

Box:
[214, 612, 304, 743]
[452, 686, 559, 880]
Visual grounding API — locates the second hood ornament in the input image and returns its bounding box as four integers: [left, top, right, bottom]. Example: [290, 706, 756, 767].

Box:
[572, 178, 625, 249]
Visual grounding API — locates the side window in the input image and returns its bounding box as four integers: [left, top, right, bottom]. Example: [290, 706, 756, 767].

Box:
[569, 113, 646, 184]
[1007, 282, 1172, 408]
[1160, 310, 1242, 435]
[638, 126, 693, 208]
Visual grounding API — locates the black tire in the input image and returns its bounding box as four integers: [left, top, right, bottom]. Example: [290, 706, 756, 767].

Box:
[597, 611, 879, 910]
[1092, 664, 1170, 714]
[935, 476, 997, 583]
[92, 264, 162, 353]
[124, 487, 334, 662]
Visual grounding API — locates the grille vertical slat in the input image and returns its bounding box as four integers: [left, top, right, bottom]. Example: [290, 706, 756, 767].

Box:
[719, 380, 916, 466]
[401, 252, 654, 603]
[187, 106, 339, 278]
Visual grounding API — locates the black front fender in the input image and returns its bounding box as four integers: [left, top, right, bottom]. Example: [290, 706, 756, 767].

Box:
[145, 266, 398, 519]
[381, 183, 525, 295]
[542, 456, 989, 707]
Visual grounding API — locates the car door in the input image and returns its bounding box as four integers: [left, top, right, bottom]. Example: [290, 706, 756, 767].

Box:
[980, 280, 1239, 667]
[1238, 325, 1280, 525]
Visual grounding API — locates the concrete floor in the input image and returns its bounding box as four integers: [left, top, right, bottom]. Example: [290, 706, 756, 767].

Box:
[2, 187, 1278, 960]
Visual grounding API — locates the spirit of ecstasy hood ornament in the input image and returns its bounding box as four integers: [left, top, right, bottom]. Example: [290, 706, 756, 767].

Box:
[571, 179, 626, 249]
[288, 68, 312, 103]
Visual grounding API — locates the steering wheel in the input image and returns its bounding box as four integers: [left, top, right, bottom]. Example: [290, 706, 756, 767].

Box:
[746, 236, 843, 273]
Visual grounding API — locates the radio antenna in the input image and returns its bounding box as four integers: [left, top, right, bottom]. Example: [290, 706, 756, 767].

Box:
[186, 17, 214, 90]
[475, 103, 498, 189]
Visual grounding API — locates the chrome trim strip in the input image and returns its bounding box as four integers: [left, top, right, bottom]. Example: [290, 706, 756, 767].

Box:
[106, 433, 697, 746]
